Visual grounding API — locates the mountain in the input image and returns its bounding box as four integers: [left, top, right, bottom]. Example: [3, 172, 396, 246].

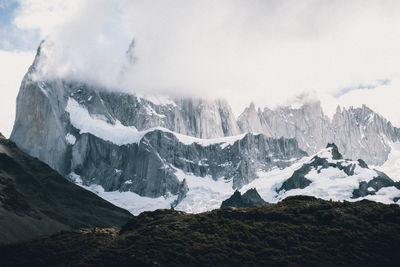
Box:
[170, 142, 400, 210]
[11, 43, 240, 176]
[0, 133, 132, 244]
[238, 102, 400, 165]
[10, 42, 307, 213]
[9, 41, 400, 214]
[2, 196, 400, 266]
[220, 188, 267, 208]
[277, 143, 400, 198]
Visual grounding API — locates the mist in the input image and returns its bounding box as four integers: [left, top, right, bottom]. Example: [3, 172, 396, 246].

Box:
[13, 0, 400, 123]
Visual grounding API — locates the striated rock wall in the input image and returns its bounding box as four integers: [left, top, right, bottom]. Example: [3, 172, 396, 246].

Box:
[238, 102, 400, 165]
[69, 129, 306, 197]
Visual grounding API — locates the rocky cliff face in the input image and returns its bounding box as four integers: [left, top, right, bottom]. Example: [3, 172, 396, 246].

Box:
[238, 102, 400, 165]
[69, 130, 306, 199]
[331, 105, 400, 165]
[11, 43, 239, 174]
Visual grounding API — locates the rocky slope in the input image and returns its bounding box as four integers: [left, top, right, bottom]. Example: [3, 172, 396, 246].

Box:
[277, 143, 400, 199]
[238, 102, 400, 165]
[0, 133, 132, 244]
[238, 143, 400, 206]
[2, 196, 400, 266]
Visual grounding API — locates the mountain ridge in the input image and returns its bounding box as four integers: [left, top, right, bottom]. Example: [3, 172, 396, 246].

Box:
[0, 134, 132, 244]
[238, 101, 400, 165]
[2, 196, 400, 266]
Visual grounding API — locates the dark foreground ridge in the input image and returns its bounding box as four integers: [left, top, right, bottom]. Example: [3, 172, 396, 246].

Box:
[221, 188, 268, 208]
[2, 196, 400, 266]
[0, 133, 133, 244]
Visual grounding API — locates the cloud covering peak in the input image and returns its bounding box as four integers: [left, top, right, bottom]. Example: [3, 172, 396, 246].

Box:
[5, 0, 400, 125]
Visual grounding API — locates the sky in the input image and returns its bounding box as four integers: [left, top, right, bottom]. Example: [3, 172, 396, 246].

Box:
[1, 0, 400, 137]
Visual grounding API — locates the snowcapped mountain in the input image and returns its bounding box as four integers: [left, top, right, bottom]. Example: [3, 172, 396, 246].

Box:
[240, 143, 400, 206]
[11, 43, 240, 175]
[119, 142, 399, 214]
[238, 101, 331, 155]
[9, 41, 400, 215]
[238, 102, 400, 165]
[10, 43, 306, 213]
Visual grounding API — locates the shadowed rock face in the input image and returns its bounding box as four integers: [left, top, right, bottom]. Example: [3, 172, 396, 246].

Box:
[278, 164, 313, 192]
[221, 188, 267, 208]
[70, 130, 306, 197]
[353, 170, 400, 198]
[326, 143, 342, 160]
[0, 134, 132, 244]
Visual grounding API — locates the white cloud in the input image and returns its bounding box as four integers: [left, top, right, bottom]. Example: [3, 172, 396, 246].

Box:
[13, 0, 79, 36]
[321, 79, 400, 127]
[3, 0, 400, 125]
[0, 50, 35, 137]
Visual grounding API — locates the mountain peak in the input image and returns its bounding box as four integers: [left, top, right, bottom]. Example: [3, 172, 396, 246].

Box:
[335, 105, 341, 114]
[361, 103, 372, 110]
[221, 188, 267, 208]
[326, 143, 343, 160]
[126, 38, 136, 64]
[249, 102, 256, 110]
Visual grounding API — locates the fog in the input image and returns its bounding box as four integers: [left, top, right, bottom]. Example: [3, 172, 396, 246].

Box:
[12, 0, 400, 123]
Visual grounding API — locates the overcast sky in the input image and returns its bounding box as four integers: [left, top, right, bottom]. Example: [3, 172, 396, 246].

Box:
[1, 0, 400, 137]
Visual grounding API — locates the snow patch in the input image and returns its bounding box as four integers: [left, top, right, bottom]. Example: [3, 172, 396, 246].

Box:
[241, 147, 395, 204]
[353, 187, 400, 205]
[65, 133, 76, 145]
[66, 97, 246, 147]
[143, 104, 166, 118]
[377, 142, 400, 181]
[173, 168, 234, 213]
[366, 113, 375, 124]
[38, 82, 48, 97]
[68, 172, 83, 186]
[66, 98, 144, 145]
[82, 184, 177, 216]
[173, 131, 246, 148]
[136, 93, 177, 107]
